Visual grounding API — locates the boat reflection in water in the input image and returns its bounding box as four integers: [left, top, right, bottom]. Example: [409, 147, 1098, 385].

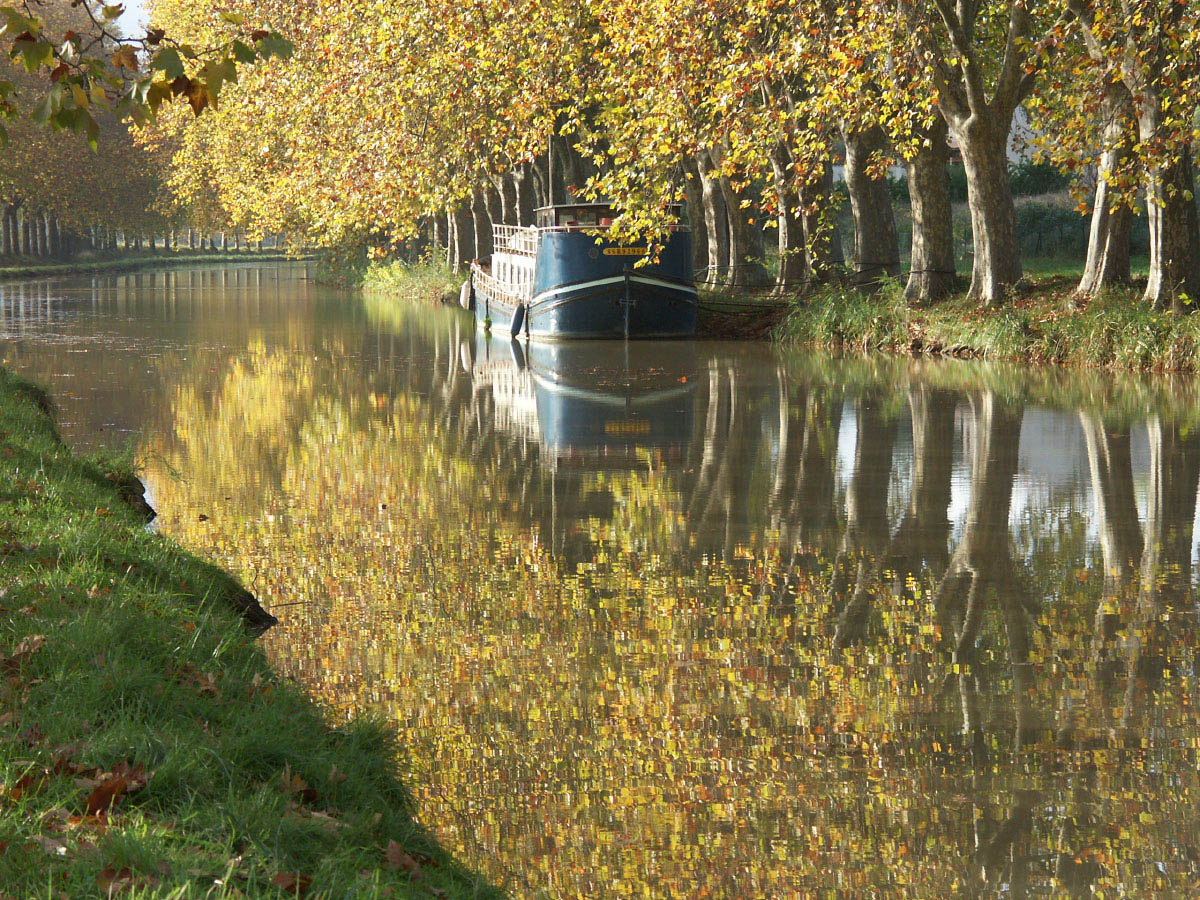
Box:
[472, 337, 697, 461]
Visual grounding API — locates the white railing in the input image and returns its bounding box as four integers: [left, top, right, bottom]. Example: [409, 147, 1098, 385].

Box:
[492, 225, 539, 257]
[536, 223, 690, 235]
[472, 263, 532, 303]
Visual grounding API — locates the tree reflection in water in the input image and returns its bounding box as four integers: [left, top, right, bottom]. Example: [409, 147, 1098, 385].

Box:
[133, 304, 1200, 899]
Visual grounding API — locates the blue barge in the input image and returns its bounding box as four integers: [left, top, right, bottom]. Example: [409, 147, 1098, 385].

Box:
[468, 203, 698, 340]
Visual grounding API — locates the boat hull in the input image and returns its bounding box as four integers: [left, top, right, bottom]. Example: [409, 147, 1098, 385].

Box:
[474, 229, 697, 340]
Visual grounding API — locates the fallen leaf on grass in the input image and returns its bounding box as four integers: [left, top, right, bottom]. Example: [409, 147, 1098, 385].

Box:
[279, 764, 318, 803]
[97, 866, 159, 895]
[84, 762, 148, 816]
[384, 840, 423, 877]
[1, 633, 46, 673]
[1, 770, 48, 802]
[270, 871, 312, 895]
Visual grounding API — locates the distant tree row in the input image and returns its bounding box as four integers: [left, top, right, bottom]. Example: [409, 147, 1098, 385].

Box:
[151, 0, 1200, 310]
[0, 0, 291, 261]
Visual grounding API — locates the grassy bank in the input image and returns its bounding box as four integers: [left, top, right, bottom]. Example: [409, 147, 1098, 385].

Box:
[0, 368, 498, 898]
[313, 256, 462, 303]
[0, 251, 305, 282]
[773, 276, 1200, 373]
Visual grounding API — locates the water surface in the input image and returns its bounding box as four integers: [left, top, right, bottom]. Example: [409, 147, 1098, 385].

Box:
[4, 263, 1200, 898]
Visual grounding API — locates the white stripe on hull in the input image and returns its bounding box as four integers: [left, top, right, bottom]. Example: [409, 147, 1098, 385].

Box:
[530, 275, 697, 308]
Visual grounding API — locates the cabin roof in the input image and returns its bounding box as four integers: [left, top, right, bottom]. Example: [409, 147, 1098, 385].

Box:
[534, 202, 683, 212]
[534, 203, 614, 212]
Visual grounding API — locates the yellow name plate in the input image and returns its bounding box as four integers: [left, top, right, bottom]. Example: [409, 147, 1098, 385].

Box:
[603, 247, 647, 257]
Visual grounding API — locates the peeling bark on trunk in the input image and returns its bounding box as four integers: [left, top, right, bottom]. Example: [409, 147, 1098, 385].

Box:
[495, 174, 519, 226]
[716, 167, 771, 290]
[471, 190, 492, 260]
[770, 142, 807, 294]
[515, 165, 538, 226]
[1078, 94, 1135, 296]
[1141, 137, 1200, 312]
[695, 149, 729, 286]
[842, 123, 901, 290]
[682, 156, 708, 277]
[955, 121, 1022, 307]
[905, 120, 957, 303]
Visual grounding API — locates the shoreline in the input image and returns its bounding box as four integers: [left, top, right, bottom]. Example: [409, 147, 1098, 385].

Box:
[0, 251, 310, 283]
[0, 367, 498, 899]
[69, 253, 1199, 374]
[771, 277, 1200, 374]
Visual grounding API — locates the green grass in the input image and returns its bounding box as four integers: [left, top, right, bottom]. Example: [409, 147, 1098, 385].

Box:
[0, 250, 304, 281]
[312, 254, 463, 302]
[360, 262, 462, 302]
[774, 275, 1200, 373]
[0, 367, 499, 899]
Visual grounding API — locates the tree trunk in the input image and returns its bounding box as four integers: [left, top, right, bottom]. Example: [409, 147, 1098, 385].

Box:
[714, 152, 771, 290]
[682, 156, 708, 276]
[484, 184, 503, 237]
[1078, 95, 1135, 297]
[530, 155, 550, 209]
[842, 123, 900, 290]
[471, 190, 493, 260]
[695, 149, 729, 285]
[1141, 137, 1200, 312]
[2, 205, 15, 256]
[497, 174, 519, 226]
[800, 161, 845, 283]
[443, 210, 454, 267]
[33, 213, 46, 257]
[452, 204, 475, 269]
[433, 211, 447, 259]
[516, 165, 538, 226]
[905, 119, 957, 303]
[188, 229, 196, 250]
[46, 214, 60, 258]
[953, 120, 1022, 307]
[770, 142, 807, 294]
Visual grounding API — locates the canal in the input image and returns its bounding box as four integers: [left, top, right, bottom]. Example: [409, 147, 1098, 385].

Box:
[3, 261, 1198, 897]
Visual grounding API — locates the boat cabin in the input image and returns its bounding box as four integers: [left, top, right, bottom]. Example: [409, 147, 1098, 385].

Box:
[535, 203, 617, 230]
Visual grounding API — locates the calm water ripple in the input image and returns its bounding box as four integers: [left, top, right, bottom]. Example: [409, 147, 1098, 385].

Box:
[4, 262, 1200, 898]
